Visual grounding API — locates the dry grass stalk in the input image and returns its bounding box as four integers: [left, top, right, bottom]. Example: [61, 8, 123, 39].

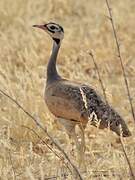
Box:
[22, 125, 64, 162]
[105, 1, 134, 178]
[22, 125, 74, 176]
[0, 89, 83, 180]
[80, 87, 98, 123]
[89, 52, 108, 104]
[80, 87, 88, 110]
[80, 87, 101, 130]
[119, 125, 135, 180]
[105, 0, 135, 124]
[8, 150, 17, 180]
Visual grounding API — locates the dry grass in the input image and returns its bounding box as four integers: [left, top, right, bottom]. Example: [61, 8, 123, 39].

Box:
[0, 0, 135, 179]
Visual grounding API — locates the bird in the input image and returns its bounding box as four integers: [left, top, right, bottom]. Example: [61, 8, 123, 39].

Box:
[33, 22, 131, 167]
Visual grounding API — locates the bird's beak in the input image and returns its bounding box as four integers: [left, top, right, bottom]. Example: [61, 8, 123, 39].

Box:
[33, 24, 47, 31]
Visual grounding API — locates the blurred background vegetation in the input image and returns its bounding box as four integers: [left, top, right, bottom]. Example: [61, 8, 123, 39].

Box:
[0, 0, 135, 179]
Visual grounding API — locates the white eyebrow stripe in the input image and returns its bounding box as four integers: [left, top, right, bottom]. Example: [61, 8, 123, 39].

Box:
[48, 24, 59, 28]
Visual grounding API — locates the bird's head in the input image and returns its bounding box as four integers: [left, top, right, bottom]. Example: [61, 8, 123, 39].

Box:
[33, 22, 64, 44]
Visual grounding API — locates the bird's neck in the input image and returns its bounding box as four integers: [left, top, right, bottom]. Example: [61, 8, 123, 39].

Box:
[47, 40, 61, 84]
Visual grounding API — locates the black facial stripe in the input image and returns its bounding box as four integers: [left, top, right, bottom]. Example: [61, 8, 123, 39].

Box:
[60, 26, 64, 32]
[53, 38, 60, 44]
[48, 29, 55, 33]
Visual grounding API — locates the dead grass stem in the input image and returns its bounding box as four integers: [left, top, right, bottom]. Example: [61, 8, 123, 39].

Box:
[0, 89, 83, 180]
[105, 0, 135, 124]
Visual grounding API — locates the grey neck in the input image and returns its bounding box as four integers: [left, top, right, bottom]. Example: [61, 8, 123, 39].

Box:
[46, 40, 61, 84]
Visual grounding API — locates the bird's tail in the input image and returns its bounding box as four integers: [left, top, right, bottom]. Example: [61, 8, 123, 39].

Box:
[80, 85, 131, 137]
[90, 103, 131, 137]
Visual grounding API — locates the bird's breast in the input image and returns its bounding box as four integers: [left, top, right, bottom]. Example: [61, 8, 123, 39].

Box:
[44, 87, 81, 120]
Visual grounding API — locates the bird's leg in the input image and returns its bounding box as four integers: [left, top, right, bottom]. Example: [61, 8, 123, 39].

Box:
[78, 124, 86, 171]
[69, 128, 84, 168]
[58, 118, 86, 170]
[58, 118, 76, 149]
[79, 124, 85, 152]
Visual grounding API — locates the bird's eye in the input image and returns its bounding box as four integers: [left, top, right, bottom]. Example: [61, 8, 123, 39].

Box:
[47, 23, 61, 33]
[50, 25, 56, 30]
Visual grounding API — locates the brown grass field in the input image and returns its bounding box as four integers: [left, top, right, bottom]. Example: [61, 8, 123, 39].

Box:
[0, 0, 135, 179]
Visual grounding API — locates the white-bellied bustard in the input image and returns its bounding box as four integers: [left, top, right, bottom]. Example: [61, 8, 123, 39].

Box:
[33, 22, 131, 167]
